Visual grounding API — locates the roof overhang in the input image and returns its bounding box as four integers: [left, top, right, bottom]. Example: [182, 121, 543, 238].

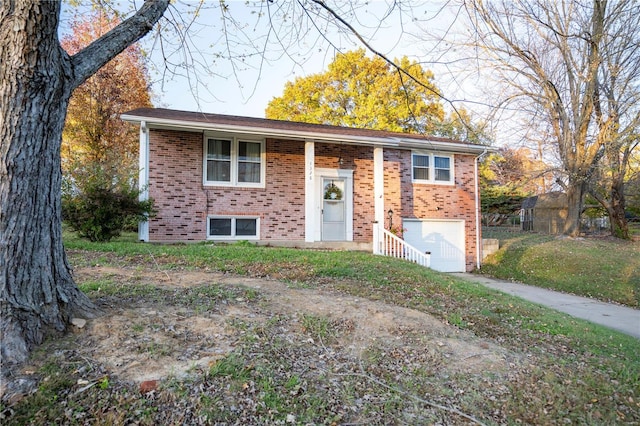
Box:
[121, 111, 493, 156]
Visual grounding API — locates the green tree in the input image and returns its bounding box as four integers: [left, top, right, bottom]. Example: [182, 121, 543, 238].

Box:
[479, 147, 551, 221]
[62, 163, 155, 242]
[266, 49, 445, 134]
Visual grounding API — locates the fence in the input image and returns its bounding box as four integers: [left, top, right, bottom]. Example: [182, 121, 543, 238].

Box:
[482, 213, 612, 235]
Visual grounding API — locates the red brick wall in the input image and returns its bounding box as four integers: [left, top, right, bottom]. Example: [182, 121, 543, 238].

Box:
[204, 138, 306, 241]
[314, 143, 375, 242]
[147, 131, 306, 241]
[383, 149, 479, 271]
[147, 129, 206, 241]
[147, 129, 479, 269]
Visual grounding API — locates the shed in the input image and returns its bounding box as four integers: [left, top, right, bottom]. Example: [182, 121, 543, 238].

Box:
[521, 192, 568, 234]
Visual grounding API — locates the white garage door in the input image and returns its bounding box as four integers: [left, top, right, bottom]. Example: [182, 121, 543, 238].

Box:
[403, 219, 466, 272]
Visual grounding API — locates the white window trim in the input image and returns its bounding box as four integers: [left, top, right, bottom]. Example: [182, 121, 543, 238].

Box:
[203, 133, 266, 188]
[207, 215, 260, 240]
[411, 151, 455, 185]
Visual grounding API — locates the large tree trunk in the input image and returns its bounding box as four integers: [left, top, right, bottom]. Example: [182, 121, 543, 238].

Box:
[0, 0, 97, 369]
[608, 181, 628, 239]
[563, 180, 586, 237]
[1, 0, 170, 382]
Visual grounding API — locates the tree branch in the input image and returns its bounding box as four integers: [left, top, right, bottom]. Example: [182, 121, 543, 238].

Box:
[69, 0, 170, 90]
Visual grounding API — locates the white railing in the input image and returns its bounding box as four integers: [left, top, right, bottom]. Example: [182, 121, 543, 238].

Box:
[372, 223, 430, 268]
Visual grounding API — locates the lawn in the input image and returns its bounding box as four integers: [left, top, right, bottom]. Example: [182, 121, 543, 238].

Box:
[481, 229, 640, 308]
[2, 232, 639, 425]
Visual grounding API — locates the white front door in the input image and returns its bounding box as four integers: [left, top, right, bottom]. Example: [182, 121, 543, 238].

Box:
[322, 178, 346, 241]
[314, 168, 353, 242]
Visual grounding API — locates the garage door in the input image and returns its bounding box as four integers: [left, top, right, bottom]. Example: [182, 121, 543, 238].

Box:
[403, 219, 466, 272]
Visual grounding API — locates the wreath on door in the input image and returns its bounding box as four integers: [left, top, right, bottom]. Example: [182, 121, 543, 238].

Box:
[324, 182, 343, 200]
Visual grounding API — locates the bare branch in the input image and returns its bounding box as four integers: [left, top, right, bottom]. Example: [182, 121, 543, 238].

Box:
[70, 0, 170, 89]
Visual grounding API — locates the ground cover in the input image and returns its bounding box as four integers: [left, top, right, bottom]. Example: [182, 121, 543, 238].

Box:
[481, 230, 640, 307]
[1, 234, 638, 424]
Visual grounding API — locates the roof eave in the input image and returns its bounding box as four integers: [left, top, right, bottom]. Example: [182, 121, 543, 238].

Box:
[121, 112, 492, 154]
[122, 113, 398, 147]
[394, 138, 493, 155]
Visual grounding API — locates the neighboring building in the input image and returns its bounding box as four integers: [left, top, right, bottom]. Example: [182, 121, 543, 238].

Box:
[521, 192, 568, 234]
[122, 108, 489, 272]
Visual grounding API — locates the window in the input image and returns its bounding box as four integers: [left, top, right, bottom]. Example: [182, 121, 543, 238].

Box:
[412, 154, 430, 180]
[204, 136, 264, 186]
[206, 139, 231, 182]
[208, 216, 259, 239]
[412, 152, 453, 184]
[434, 156, 451, 181]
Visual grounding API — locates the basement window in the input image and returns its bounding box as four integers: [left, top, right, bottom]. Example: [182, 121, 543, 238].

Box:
[207, 216, 259, 240]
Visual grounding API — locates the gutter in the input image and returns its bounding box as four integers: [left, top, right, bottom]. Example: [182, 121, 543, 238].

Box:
[121, 113, 491, 154]
[121, 113, 399, 148]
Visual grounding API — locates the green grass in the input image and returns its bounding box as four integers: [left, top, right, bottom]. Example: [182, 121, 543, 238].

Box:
[4, 230, 638, 425]
[481, 230, 640, 307]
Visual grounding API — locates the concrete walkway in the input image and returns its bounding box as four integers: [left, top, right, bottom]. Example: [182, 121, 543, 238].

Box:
[452, 273, 640, 339]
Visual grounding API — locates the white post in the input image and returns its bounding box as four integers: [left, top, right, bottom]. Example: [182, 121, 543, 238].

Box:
[372, 222, 380, 254]
[304, 140, 315, 242]
[138, 121, 149, 242]
[373, 147, 385, 225]
[373, 147, 384, 254]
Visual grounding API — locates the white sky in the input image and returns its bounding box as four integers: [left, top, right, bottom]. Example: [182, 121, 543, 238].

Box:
[60, 1, 490, 124]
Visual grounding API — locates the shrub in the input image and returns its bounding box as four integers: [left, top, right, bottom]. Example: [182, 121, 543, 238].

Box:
[62, 164, 155, 242]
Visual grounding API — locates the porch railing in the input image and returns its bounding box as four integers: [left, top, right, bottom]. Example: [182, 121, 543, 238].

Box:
[372, 223, 430, 268]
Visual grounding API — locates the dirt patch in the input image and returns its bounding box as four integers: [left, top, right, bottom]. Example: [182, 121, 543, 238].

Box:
[71, 266, 513, 385]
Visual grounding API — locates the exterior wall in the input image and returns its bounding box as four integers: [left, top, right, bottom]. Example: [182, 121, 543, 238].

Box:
[315, 143, 375, 242]
[147, 131, 306, 241]
[147, 129, 207, 241]
[146, 129, 479, 271]
[205, 138, 306, 241]
[383, 149, 479, 272]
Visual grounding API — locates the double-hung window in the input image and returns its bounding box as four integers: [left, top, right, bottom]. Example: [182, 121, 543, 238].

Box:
[204, 136, 264, 186]
[412, 152, 454, 184]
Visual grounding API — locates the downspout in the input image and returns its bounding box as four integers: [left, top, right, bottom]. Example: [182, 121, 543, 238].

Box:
[474, 149, 488, 269]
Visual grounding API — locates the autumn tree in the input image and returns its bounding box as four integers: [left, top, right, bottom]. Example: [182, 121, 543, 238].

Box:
[437, 107, 494, 145]
[0, 0, 451, 378]
[479, 147, 550, 217]
[61, 12, 153, 178]
[266, 49, 446, 134]
[59, 12, 156, 241]
[464, 0, 640, 237]
[0, 0, 170, 372]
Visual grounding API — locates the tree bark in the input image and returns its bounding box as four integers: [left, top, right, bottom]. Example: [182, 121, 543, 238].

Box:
[562, 177, 586, 237]
[608, 179, 629, 239]
[0, 0, 169, 378]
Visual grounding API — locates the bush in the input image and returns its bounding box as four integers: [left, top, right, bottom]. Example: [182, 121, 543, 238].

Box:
[62, 165, 155, 242]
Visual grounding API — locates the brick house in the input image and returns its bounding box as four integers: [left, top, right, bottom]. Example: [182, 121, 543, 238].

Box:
[122, 108, 489, 272]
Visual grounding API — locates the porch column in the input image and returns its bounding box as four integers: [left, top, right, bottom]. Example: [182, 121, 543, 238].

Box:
[373, 147, 385, 225]
[304, 140, 315, 242]
[138, 121, 149, 242]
